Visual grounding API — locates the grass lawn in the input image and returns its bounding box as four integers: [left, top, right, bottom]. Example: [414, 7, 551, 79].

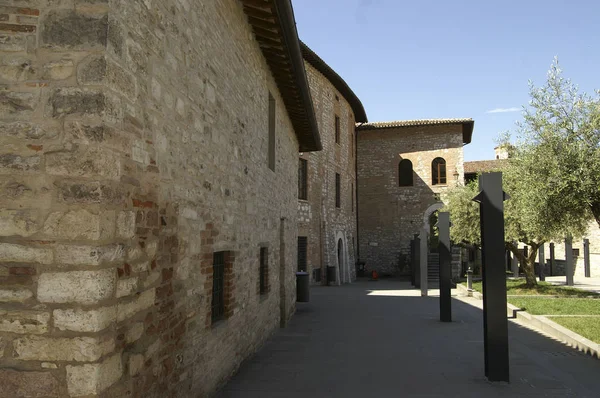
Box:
[471, 279, 600, 298]
[507, 297, 600, 315]
[548, 317, 600, 344]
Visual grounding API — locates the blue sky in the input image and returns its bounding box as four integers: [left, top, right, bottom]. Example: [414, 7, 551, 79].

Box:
[291, 0, 600, 161]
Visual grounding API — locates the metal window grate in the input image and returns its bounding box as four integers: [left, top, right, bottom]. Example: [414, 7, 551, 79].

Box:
[298, 158, 308, 200]
[211, 251, 225, 323]
[260, 247, 268, 294]
[298, 237, 307, 272]
[335, 173, 341, 208]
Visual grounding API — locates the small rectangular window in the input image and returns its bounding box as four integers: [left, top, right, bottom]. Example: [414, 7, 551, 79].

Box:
[573, 248, 580, 257]
[335, 173, 341, 208]
[297, 237, 307, 272]
[298, 158, 308, 200]
[268, 92, 276, 171]
[211, 251, 225, 323]
[260, 247, 268, 295]
[335, 115, 340, 144]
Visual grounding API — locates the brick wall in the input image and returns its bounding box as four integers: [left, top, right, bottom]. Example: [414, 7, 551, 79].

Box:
[0, 1, 299, 396]
[357, 124, 464, 276]
[298, 62, 357, 285]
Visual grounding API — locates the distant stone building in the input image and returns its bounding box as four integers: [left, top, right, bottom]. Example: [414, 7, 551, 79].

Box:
[356, 119, 474, 276]
[0, 1, 322, 397]
[298, 43, 367, 285]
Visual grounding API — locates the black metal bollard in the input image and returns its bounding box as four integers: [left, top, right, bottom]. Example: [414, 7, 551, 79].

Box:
[584, 239, 591, 278]
[467, 267, 473, 297]
[438, 212, 452, 322]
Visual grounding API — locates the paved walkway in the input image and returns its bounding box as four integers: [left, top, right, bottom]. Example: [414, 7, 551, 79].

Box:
[545, 276, 600, 294]
[217, 280, 600, 397]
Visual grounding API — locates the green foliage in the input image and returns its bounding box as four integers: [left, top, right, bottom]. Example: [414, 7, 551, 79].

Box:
[508, 297, 600, 315]
[550, 317, 600, 344]
[470, 279, 600, 298]
[441, 181, 481, 247]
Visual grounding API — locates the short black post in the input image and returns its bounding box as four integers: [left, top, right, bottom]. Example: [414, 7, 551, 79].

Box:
[410, 238, 416, 286]
[438, 212, 451, 322]
[473, 172, 509, 383]
[414, 234, 421, 288]
[565, 236, 574, 286]
[549, 243, 555, 276]
[584, 239, 591, 278]
[538, 244, 545, 282]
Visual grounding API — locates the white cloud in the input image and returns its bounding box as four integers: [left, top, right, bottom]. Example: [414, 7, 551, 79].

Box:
[486, 107, 521, 114]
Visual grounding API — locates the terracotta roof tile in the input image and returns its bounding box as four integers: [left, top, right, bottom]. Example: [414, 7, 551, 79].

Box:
[356, 118, 474, 144]
[464, 159, 509, 174]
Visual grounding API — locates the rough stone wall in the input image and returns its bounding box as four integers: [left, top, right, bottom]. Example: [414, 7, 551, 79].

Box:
[357, 125, 464, 276]
[0, 1, 299, 397]
[298, 62, 357, 285]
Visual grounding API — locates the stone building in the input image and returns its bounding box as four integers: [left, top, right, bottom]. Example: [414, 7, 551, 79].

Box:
[356, 119, 474, 276]
[0, 0, 323, 397]
[297, 42, 367, 285]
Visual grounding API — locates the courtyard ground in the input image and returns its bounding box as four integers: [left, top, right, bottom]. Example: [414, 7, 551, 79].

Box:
[217, 279, 600, 397]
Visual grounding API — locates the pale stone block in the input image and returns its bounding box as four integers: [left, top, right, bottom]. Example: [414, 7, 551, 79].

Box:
[125, 322, 144, 344]
[41, 362, 58, 369]
[129, 354, 144, 376]
[43, 59, 75, 80]
[146, 339, 160, 359]
[38, 269, 116, 304]
[116, 277, 138, 298]
[143, 271, 160, 288]
[0, 287, 33, 302]
[117, 211, 135, 239]
[0, 310, 50, 334]
[42, 209, 114, 241]
[55, 244, 125, 266]
[127, 246, 143, 261]
[0, 209, 39, 237]
[66, 353, 122, 397]
[131, 261, 149, 273]
[53, 306, 116, 332]
[117, 288, 155, 322]
[13, 335, 114, 362]
[0, 242, 52, 264]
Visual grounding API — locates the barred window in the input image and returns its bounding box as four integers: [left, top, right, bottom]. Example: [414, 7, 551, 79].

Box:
[335, 173, 341, 208]
[298, 158, 308, 200]
[260, 247, 268, 295]
[211, 251, 225, 323]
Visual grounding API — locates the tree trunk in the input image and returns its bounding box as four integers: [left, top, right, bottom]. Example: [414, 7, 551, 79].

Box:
[507, 242, 538, 287]
[590, 201, 600, 230]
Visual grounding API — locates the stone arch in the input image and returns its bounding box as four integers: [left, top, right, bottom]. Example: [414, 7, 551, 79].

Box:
[334, 230, 350, 284]
[423, 202, 443, 231]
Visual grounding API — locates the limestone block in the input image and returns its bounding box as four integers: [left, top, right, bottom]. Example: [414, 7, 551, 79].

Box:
[116, 288, 155, 322]
[41, 362, 58, 369]
[0, 121, 59, 140]
[0, 34, 27, 52]
[0, 242, 52, 264]
[64, 120, 133, 153]
[42, 209, 114, 241]
[125, 322, 144, 344]
[116, 277, 138, 298]
[0, 310, 50, 334]
[46, 147, 121, 179]
[0, 209, 39, 237]
[37, 269, 116, 304]
[0, 154, 40, 173]
[55, 244, 125, 266]
[0, 287, 33, 302]
[41, 10, 108, 49]
[53, 306, 116, 332]
[117, 211, 136, 239]
[0, 369, 60, 397]
[66, 353, 122, 397]
[0, 56, 36, 82]
[48, 87, 106, 118]
[0, 90, 36, 118]
[129, 354, 144, 376]
[78, 55, 137, 100]
[13, 335, 115, 362]
[42, 59, 75, 80]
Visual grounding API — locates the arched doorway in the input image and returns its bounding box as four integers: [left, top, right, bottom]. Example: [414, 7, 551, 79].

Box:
[334, 231, 350, 284]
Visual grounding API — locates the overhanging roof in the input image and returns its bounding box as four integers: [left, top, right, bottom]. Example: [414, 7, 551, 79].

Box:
[241, 0, 322, 152]
[300, 41, 368, 123]
[356, 118, 474, 144]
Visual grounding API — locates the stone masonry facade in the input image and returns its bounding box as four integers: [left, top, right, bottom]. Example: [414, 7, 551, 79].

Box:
[357, 123, 467, 276]
[0, 1, 302, 397]
[298, 61, 357, 285]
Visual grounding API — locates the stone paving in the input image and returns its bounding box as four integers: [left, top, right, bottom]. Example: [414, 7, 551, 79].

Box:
[545, 276, 600, 294]
[217, 279, 600, 397]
